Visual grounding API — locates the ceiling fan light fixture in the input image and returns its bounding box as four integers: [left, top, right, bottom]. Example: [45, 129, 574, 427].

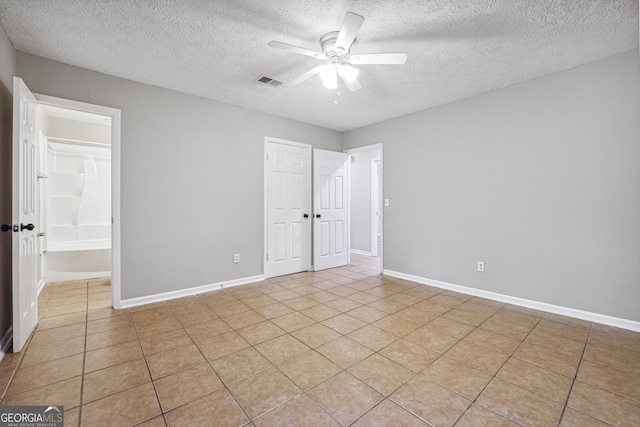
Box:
[339, 64, 359, 83]
[319, 63, 338, 89]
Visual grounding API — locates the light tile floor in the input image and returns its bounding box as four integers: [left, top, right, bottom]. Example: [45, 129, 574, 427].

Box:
[1, 254, 639, 426]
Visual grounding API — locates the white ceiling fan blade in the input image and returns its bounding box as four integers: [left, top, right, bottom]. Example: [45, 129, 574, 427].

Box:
[335, 12, 364, 53]
[289, 65, 324, 85]
[268, 41, 326, 59]
[348, 52, 408, 65]
[337, 68, 362, 92]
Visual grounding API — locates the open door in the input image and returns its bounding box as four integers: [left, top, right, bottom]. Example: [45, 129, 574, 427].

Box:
[313, 149, 349, 271]
[12, 77, 39, 352]
[264, 138, 312, 277]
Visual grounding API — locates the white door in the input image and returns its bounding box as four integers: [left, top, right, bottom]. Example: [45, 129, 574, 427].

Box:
[12, 77, 39, 352]
[265, 139, 311, 277]
[313, 149, 349, 271]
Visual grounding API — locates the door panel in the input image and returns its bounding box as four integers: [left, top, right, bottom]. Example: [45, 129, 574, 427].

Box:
[335, 221, 344, 254]
[313, 149, 349, 271]
[265, 140, 311, 277]
[12, 77, 39, 352]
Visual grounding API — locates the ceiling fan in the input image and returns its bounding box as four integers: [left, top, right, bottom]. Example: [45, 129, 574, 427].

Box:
[269, 12, 407, 92]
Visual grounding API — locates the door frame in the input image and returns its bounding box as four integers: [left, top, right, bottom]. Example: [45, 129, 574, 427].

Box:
[263, 136, 312, 278]
[343, 143, 383, 274]
[35, 94, 122, 308]
[371, 157, 381, 257]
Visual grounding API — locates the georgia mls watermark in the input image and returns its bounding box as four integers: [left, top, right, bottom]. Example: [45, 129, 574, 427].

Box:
[0, 406, 63, 427]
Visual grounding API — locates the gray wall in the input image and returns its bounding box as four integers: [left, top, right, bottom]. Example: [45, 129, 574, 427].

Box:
[0, 23, 15, 349]
[16, 53, 342, 299]
[47, 117, 111, 144]
[344, 49, 640, 322]
[7, 43, 640, 323]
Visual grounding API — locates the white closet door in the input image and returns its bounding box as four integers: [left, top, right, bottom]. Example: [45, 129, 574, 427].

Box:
[265, 140, 311, 277]
[313, 149, 349, 271]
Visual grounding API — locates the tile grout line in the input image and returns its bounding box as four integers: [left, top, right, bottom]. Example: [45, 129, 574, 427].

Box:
[378, 298, 497, 426]
[450, 312, 544, 427]
[0, 281, 62, 403]
[216, 274, 370, 425]
[14, 259, 637, 426]
[225, 292, 307, 426]
[249, 283, 450, 426]
[76, 280, 90, 427]
[176, 295, 255, 426]
[555, 324, 593, 427]
[248, 276, 439, 424]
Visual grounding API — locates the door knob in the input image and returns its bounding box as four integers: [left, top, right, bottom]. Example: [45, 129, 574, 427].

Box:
[303, 214, 309, 218]
[315, 214, 321, 218]
[1, 224, 11, 232]
[20, 223, 35, 231]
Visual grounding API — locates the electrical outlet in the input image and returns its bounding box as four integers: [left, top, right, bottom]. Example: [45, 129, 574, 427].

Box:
[234, 253, 240, 264]
[477, 261, 485, 272]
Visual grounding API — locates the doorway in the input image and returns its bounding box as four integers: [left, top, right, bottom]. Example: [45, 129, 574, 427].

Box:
[38, 104, 112, 284]
[264, 138, 381, 279]
[34, 94, 121, 308]
[10, 79, 121, 351]
[344, 144, 383, 274]
[263, 139, 352, 278]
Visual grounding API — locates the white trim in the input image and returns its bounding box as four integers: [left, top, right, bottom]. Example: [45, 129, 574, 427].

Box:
[0, 351, 4, 362]
[34, 94, 122, 309]
[120, 274, 265, 309]
[344, 143, 383, 274]
[0, 327, 12, 353]
[370, 157, 381, 257]
[263, 136, 312, 279]
[37, 278, 45, 296]
[384, 269, 640, 332]
[347, 154, 352, 267]
[350, 249, 372, 257]
[344, 144, 383, 154]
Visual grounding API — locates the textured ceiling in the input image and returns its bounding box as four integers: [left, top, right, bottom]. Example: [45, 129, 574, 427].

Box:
[0, 0, 638, 131]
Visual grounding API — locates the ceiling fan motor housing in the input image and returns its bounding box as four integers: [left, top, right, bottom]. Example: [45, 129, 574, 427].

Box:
[320, 31, 346, 58]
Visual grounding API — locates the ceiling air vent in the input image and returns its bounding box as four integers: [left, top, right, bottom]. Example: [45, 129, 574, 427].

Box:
[256, 75, 284, 88]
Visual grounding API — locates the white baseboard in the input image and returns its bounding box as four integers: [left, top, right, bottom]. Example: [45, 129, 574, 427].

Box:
[350, 249, 372, 256]
[383, 269, 640, 333]
[119, 274, 265, 309]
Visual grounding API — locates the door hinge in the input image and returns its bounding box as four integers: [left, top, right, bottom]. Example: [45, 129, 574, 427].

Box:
[266, 153, 269, 161]
[266, 253, 269, 261]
